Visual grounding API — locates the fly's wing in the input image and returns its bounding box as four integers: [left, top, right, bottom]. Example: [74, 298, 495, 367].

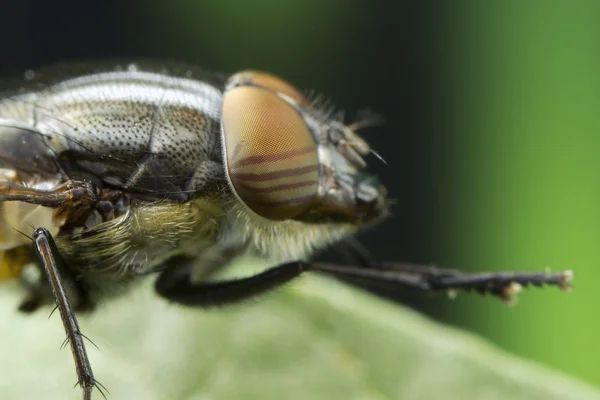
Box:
[0, 115, 63, 252]
[0, 121, 61, 178]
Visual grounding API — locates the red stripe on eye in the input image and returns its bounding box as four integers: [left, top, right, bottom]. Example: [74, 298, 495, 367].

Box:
[237, 180, 315, 194]
[230, 165, 318, 182]
[232, 146, 315, 168]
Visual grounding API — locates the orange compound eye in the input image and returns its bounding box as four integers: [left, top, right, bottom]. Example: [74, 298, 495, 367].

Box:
[221, 85, 319, 220]
[226, 71, 309, 105]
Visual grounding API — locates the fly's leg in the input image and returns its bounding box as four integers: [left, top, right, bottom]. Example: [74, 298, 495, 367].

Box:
[309, 262, 573, 304]
[155, 261, 306, 306]
[155, 260, 572, 307]
[0, 180, 97, 207]
[32, 228, 106, 400]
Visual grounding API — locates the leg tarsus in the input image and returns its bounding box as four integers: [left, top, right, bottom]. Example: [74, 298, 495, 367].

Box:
[312, 262, 573, 303]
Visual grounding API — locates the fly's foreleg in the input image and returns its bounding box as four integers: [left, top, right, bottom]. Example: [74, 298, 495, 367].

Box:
[0, 180, 98, 207]
[32, 228, 106, 400]
[155, 260, 572, 307]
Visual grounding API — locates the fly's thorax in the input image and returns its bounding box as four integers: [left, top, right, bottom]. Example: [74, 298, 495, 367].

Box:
[1, 68, 225, 200]
[56, 196, 223, 276]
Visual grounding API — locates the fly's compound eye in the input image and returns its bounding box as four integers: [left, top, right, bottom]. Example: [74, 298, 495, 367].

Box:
[227, 71, 309, 105]
[221, 85, 319, 220]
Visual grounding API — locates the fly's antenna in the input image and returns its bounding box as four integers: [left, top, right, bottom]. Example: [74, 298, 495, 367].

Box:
[347, 109, 384, 133]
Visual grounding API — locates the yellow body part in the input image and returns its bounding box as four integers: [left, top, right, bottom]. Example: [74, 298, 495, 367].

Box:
[0, 246, 31, 283]
[0, 197, 58, 283]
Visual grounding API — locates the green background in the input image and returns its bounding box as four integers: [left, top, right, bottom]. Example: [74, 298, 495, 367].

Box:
[1, 0, 598, 393]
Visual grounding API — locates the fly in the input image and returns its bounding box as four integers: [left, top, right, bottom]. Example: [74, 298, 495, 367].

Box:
[0, 62, 573, 399]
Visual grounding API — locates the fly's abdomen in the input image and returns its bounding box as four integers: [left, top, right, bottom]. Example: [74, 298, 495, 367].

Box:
[0, 69, 226, 199]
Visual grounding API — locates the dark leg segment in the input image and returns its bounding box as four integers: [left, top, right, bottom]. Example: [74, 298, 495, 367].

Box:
[155, 259, 573, 306]
[32, 228, 104, 400]
[155, 262, 306, 307]
[0, 180, 97, 207]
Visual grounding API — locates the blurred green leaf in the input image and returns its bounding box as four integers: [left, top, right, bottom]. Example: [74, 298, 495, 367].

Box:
[0, 268, 597, 400]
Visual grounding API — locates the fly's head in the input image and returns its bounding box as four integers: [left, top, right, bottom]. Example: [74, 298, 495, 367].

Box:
[220, 71, 389, 260]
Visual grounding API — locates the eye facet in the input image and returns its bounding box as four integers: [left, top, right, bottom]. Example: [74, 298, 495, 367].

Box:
[221, 84, 319, 220]
[226, 71, 309, 105]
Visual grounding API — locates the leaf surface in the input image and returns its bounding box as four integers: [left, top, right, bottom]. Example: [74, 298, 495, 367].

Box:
[0, 269, 596, 400]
